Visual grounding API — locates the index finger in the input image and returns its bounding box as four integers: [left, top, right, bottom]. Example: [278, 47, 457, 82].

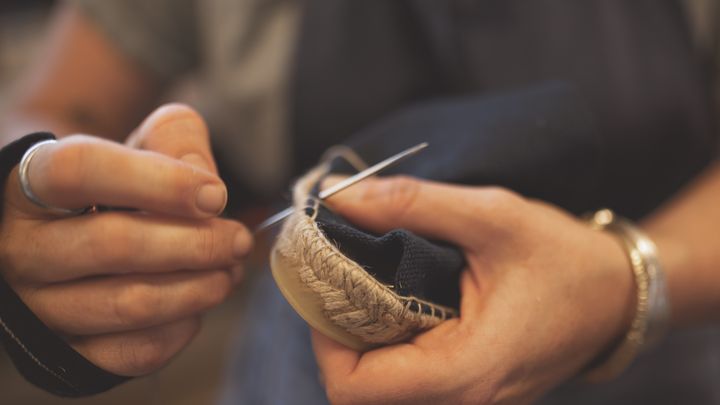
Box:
[127, 103, 218, 173]
[9, 135, 226, 218]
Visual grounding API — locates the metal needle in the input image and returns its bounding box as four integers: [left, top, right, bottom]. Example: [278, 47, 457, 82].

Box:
[254, 142, 428, 233]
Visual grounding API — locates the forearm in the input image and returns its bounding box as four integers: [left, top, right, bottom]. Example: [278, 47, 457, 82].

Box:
[642, 160, 720, 328]
[0, 3, 162, 147]
[2, 71, 157, 148]
[1, 107, 86, 147]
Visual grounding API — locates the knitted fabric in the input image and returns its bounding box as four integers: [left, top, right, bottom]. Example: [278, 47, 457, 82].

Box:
[273, 164, 463, 346]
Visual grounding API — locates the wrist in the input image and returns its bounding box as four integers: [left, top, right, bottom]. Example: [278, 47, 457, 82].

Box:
[583, 209, 671, 382]
[582, 228, 636, 372]
[602, 230, 637, 342]
[642, 228, 699, 329]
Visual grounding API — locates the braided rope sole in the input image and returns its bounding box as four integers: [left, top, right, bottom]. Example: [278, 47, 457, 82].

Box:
[272, 166, 455, 347]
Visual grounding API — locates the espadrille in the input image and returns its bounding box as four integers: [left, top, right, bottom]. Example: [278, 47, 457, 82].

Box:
[271, 161, 465, 350]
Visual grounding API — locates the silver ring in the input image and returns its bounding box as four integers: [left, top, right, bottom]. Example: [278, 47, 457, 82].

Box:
[18, 140, 88, 215]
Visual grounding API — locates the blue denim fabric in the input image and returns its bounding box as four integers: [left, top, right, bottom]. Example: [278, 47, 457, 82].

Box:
[217, 271, 329, 405]
[219, 271, 720, 405]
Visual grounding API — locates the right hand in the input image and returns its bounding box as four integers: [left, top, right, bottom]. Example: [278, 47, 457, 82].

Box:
[312, 177, 633, 405]
[0, 104, 252, 376]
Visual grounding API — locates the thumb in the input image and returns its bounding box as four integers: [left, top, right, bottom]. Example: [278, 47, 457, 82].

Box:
[310, 329, 361, 385]
[321, 175, 488, 247]
[127, 103, 218, 174]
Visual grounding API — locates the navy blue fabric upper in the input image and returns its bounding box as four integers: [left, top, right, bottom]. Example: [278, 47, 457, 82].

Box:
[311, 83, 607, 313]
[291, 0, 716, 219]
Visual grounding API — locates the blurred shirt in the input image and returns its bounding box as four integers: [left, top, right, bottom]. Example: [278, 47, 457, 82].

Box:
[71, 0, 720, 198]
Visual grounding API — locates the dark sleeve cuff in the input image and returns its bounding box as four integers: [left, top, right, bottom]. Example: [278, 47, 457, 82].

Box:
[0, 133, 130, 397]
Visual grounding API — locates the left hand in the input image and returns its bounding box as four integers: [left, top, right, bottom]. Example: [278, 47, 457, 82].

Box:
[1, 104, 250, 376]
[312, 176, 634, 405]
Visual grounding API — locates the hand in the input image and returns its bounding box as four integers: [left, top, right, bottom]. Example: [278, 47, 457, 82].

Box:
[312, 176, 634, 405]
[0, 104, 252, 376]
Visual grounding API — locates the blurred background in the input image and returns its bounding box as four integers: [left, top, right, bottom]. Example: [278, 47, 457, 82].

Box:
[0, 1, 53, 97]
[0, 3, 252, 404]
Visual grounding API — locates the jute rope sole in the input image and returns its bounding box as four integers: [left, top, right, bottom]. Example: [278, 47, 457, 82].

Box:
[271, 165, 456, 350]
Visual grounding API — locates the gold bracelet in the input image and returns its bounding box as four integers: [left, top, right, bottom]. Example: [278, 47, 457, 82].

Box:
[583, 209, 670, 382]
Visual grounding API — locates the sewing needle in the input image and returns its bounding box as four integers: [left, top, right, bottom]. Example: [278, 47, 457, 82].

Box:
[254, 142, 429, 233]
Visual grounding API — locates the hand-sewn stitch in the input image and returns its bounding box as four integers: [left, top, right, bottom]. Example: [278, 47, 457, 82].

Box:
[272, 164, 461, 350]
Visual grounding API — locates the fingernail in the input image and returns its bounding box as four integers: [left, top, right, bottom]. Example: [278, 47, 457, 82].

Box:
[233, 229, 252, 259]
[181, 153, 210, 171]
[196, 184, 227, 215]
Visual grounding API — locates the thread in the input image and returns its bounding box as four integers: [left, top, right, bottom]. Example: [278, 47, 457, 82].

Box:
[273, 166, 456, 345]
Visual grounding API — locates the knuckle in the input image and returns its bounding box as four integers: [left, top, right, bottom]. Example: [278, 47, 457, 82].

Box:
[383, 176, 422, 218]
[190, 224, 221, 267]
[197, 271, 233, 309]
[2, 226, 65, 284]
[465, 187, 525, 234]
[475, 186, 523, 212]
[41, 140, 91, 195]
[113, 283, 159, 327]
[170, 166, 202, 207]
[88, 216, 136, 268]
[141, 103, 209, 142]
[119, 333, 168, 375]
